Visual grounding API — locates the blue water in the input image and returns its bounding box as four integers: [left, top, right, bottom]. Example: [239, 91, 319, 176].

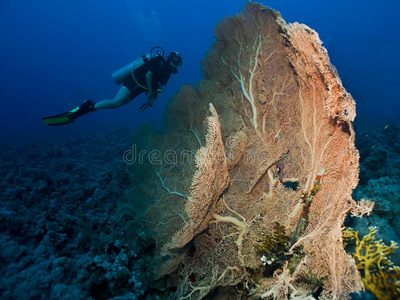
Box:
[1, 0, 399, 144]
[1, 2, 400, 299]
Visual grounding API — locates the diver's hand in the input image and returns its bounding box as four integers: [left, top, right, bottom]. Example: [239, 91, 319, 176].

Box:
[147, 91, 157, 106]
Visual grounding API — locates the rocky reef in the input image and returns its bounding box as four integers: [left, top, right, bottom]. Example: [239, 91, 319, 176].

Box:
[0, 130, 153, 299]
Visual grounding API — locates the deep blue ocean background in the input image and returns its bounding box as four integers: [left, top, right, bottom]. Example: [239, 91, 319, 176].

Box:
[1, 1, 400, 299]
[1, 0, 399, 144]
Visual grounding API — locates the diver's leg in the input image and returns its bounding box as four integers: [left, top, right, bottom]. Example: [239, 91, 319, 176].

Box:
[94, 86, 133, 110]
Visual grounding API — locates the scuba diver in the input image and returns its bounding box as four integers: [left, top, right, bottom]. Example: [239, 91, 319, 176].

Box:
[42, 47, 183, 126]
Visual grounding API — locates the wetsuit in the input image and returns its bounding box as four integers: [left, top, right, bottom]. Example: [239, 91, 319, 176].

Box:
[122, 56, 172, 100]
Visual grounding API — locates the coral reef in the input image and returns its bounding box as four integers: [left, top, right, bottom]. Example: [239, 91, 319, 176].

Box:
[343, 227, 400, 300]
[351, 122, 400, 266]
[254, 222, 290, 270]
[0, 130, 153, 299]
[1, 3, 398, 299]
[126, 2, 364, 299]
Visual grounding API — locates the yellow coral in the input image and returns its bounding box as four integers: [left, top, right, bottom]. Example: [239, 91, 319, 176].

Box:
[343, 226, 400, 300]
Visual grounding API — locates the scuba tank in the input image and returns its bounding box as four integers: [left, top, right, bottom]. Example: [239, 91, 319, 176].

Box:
[111, 46, 165, 85]
[111, 55, 149, 85]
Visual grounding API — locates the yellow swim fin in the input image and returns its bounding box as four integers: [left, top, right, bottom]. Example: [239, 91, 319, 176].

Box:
[42, 100, 95, 126]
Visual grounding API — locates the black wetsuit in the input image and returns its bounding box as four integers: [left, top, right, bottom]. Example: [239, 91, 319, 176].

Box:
[122, 56, 172, 100]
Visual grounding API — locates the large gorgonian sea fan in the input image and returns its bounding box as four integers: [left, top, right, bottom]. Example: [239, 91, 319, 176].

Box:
[136, 2, 363, 299]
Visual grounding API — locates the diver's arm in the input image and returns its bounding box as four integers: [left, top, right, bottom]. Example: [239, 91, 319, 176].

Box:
[145, 71, 157, 106]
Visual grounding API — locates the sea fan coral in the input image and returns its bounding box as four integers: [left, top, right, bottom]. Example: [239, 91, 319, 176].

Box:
[132, 2, 363, 299]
